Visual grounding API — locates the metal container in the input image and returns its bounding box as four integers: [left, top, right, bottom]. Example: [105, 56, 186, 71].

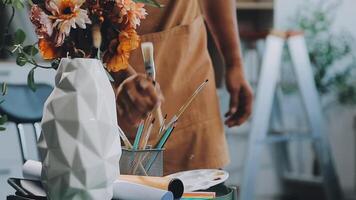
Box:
[120, 148, 164, 176]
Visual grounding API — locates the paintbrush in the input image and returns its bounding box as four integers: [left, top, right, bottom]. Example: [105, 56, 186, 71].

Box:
[133, 120, 145, 150]
[166, 79, 209, 128]
[158, 114, 167, 136]
[117, 125, 133, 149]
[155, 123, 177, 149]
[146, 122, 177, 172]
[141, 42, 164, 126]
[141, 118, 155, 150]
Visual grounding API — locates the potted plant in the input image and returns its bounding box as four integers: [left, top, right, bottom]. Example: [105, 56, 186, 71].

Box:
[291, 0, 356, 105]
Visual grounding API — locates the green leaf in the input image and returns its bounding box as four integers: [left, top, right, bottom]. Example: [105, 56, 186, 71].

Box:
[16, 53, 27, 66]
[0, 127, 5, 131]
[14, 29, 26, 44]
[1, 82, 7, 96]
[0, 115, 7, 124]
[12, 0, 25, 9]
[23, 45, 39, 56]
[27, 67, 37, 92]
[51, 59, 60, 69]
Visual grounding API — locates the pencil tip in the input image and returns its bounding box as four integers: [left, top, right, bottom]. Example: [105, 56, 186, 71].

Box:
[205, 79, 209, 82]
[164, 114, 168, 118]
[152, 118, 156, 123]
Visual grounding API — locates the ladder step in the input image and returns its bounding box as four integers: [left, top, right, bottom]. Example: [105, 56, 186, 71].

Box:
[283, 173, 323, 185]
[282, 173, 326, 200]
[257, 133, 317, 144]
[270, 128, 310, 134]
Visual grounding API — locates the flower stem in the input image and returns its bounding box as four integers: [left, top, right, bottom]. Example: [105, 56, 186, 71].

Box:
[5, 6, 15, 34]
[29, 59, 54, 69]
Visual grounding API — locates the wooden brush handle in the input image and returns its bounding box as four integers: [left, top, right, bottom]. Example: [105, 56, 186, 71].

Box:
[119, 175, 184, 199]
[155, 105, 164, 126]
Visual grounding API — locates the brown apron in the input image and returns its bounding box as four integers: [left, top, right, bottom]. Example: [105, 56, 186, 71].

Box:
[129, 0, 230, 175]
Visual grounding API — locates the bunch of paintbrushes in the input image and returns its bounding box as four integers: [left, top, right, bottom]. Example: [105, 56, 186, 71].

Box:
[120, 77, 209, 151]
[117, 42, 209, 175]
[118, 77, 209, 175]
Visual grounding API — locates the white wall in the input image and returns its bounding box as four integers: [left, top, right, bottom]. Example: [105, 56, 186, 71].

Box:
[275, 0, 356, 194]
[275, 0, 356, 35]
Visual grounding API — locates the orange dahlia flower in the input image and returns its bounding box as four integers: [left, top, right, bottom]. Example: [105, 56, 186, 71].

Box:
[38, 39, 58, 60]
[106, 28, 140, 72]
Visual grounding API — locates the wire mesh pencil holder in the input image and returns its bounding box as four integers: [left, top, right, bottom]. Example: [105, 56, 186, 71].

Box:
[120, 148, 164, 176]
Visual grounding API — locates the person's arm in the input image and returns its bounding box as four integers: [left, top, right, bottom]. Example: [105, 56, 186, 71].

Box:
[200, 0, 253, 127]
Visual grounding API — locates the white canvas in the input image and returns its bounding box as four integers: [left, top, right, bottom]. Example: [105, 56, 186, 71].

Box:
[38, 58, 121, 200]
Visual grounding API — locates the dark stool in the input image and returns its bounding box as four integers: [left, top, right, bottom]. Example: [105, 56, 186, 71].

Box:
[0, 84, 53, 163]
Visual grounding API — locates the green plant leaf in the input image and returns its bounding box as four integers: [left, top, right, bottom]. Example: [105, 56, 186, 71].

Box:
[1, 82, 7, 96]
[27, 68, 37, 92]
[23, 45, 39, 56]
[0, 127, 5, 131]
[16, 53, 27, 66]
[0, 115, 8, 124]
[51, 59, 60, 69]
[13, 0, 25, 9]
[14, 29, 26, 44]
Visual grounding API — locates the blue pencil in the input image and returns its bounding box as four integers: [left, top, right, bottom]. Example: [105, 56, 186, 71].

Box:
[156, 125, 176, 149]
[146, 125, 176, 172]
[133, 121, 144, 150]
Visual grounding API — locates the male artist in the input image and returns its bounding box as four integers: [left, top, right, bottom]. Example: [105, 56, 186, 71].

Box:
[113, 0, 253, 175]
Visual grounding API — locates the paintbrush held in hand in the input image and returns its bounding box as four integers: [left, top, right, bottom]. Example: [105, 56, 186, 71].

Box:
[141, 42, 164, 126]
[141, 42, 156, 79]
[125, 79, 209, 150]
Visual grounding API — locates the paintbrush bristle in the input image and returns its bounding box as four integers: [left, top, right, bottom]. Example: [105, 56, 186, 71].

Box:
[141, 42, 154, 64]
[141, 42, 155, 79]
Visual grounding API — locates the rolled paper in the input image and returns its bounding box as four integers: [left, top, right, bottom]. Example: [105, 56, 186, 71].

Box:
[119, 175, 184, 199]
[23, 160, 41, 180]
[113, 180, 173, 200]
[23, 160, 175, 200]
[22, 160, 181, 199]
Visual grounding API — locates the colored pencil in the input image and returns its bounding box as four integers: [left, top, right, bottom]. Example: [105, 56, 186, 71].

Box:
[141, 118, 155, 150]
[156, 124, 176, 149]
[133, 121, 144, 150]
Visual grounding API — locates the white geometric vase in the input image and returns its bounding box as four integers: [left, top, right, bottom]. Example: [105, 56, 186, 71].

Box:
[38, 58, 121, 200]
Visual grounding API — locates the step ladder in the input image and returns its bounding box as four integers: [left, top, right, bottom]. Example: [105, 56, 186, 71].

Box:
[239, 31, 343, 200]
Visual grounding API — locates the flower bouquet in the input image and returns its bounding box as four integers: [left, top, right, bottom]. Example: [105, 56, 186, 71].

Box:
[29, 0, 160, 72]
[22, 0, 161, 199]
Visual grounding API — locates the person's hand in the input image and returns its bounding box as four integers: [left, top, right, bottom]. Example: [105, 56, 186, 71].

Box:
[114, 74, 164, 129]
[224, 66, 253, 127]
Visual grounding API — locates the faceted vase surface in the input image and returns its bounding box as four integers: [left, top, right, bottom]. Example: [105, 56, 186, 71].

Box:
[38, 58, 121, 200]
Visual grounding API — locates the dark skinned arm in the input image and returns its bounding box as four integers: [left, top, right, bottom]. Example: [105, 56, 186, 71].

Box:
[200, 0, 253, 127]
